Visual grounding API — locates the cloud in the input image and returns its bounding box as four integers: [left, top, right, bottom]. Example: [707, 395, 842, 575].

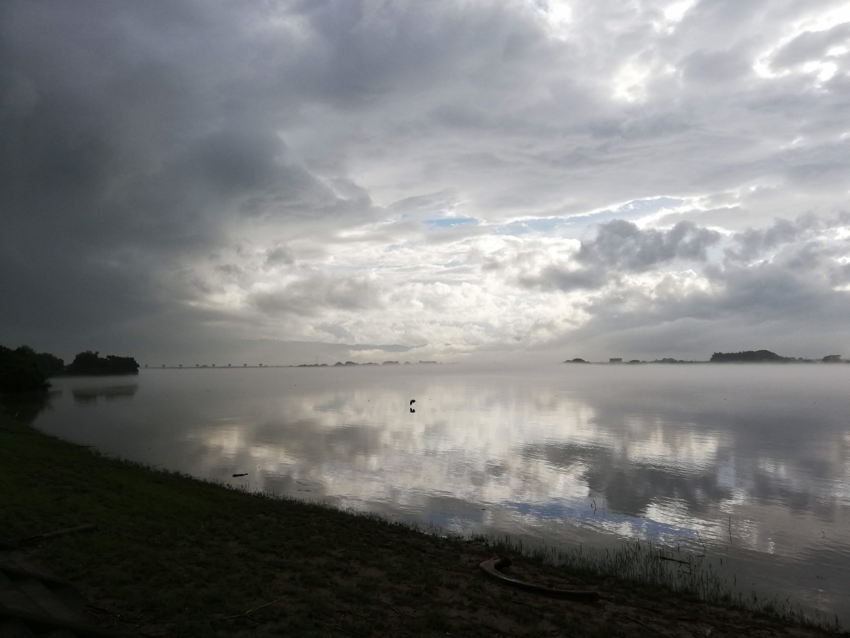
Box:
[251, 274, 386, 317]
[265, 245, 295, 267]
[769, 22, 850, 70]
[1, 0, 850, 363]
[725, 213, 849, 262]
[481, 211, 850, 359]
[514, 220, 721, 292]
[576, 220, 721, 270]
[560, 224, 850, 358]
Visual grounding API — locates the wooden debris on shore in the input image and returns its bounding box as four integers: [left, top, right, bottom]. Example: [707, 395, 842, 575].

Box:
[479, 556, 601, 602]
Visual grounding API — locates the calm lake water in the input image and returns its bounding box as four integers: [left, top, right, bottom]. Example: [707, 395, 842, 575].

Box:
[30, 363, 850, 623]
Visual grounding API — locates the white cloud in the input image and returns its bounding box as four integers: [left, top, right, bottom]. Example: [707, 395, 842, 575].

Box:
[2, 0, 850, 363]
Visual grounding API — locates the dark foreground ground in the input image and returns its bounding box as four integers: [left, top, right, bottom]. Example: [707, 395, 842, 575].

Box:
[0, 408, 845, 638]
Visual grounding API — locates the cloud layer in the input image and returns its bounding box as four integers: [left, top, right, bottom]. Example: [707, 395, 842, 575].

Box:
[2, 0, 849, 363]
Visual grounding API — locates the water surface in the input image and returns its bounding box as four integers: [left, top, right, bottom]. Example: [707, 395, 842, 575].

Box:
[32, 363, 850, 622]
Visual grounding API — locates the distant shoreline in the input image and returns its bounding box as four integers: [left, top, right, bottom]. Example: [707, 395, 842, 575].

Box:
[129, 360, 850, 370]
[138, 361, 444, 370]
[565, 350, 847, 365]
[563, 360, 848, 365]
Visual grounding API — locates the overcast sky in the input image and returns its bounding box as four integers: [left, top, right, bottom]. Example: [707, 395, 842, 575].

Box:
[2, 0, 849, 365]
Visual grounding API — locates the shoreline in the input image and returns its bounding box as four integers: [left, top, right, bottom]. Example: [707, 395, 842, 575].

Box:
[1, 409, 845, 637]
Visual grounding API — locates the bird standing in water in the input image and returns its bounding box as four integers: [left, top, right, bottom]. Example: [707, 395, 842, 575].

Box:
[410, 399, 416, 413]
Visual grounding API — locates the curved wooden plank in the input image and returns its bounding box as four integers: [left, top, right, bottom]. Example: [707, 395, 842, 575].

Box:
[479, 557, 600, 602]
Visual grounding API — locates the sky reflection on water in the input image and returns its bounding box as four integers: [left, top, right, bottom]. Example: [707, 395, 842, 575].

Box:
[32, 363, 850, 622]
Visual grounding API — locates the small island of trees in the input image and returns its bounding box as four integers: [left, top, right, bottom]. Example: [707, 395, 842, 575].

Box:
[65, 351, 140, 376]
[710, 350, 792, 362]
[0, 344, 140, 395]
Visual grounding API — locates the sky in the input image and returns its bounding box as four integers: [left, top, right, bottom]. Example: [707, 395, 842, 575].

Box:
[2, 0, 850, 366]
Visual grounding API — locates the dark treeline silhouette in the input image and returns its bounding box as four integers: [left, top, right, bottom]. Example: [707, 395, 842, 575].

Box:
[66, 351, 140, 376]
[564, 351, 844, 364]
[1, 344, 140, 395]
[34, 351, 65, 376]
[710, 350, 792, 362]
[331, 360, 438, 366]
[0, 345, 52, 393]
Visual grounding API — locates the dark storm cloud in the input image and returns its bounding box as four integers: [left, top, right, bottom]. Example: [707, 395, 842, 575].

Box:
[576, 220, 721, 270]
[724, 213, 850, 262]
[517, 220, 721, 292]
[2, 0, 850, 362]
[565, 245, 850, 359]
[505, 211, 850, 359]
[0, 0, 389, 357]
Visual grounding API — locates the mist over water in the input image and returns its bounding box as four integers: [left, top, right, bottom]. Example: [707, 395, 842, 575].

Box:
[33, 363, 850, 622]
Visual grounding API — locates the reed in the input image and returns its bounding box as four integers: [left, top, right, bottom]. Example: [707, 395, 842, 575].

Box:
[465, 532, 842, 632]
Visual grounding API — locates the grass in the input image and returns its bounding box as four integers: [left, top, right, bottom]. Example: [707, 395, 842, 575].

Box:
[0, 405, 844, 637]
[480, 534, 843, 631]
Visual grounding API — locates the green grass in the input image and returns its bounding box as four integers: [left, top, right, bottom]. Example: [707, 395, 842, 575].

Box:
[479, 533, 843, 631]
[0, 407, 843, 637]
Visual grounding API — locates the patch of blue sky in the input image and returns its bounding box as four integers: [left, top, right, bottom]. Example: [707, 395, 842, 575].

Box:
[618, 196, 683, 214]
[496, 196, 685, 236]
[567, 196, 685, 227]
[424, 217, 478, 228]
[524, 218, 564, 232]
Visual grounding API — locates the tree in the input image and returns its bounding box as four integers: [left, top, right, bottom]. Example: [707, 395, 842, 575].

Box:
[66, 351, 140, 376]
[0, 345, 50, 393]
[34, 351, 64, 376]
[710, 350, 790, 362]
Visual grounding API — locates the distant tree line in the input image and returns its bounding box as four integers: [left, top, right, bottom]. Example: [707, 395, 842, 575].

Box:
[0, 344, 139, 394]
[565, 350, 845, 364]
[708, 350, 842, 363]
[710, 350, 791, 362]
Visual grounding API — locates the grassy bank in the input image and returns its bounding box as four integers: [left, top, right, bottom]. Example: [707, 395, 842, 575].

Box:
[0, 409, 843, 637]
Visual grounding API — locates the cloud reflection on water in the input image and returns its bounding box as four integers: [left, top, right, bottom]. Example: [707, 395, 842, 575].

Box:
[168, 367, 849, 534]
[34, 365, 850, 620]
